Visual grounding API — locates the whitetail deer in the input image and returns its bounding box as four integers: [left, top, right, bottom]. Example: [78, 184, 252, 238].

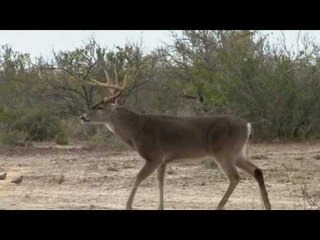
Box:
[80, 69, 271, 210]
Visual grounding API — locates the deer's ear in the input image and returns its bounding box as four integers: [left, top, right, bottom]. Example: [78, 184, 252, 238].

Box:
[115, 96, 126, 105]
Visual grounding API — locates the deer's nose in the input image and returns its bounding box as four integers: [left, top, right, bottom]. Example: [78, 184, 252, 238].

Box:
[80, 115, 89, 122]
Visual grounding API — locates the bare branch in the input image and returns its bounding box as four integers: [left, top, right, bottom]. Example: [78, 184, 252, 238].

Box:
[58, 86, 86, 98]
[131, 80, 148, 90]
[123, 80, 149, 98]
[82, 60, 97, 81]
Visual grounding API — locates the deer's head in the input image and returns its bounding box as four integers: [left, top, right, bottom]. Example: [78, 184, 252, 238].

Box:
[80, 68, 127, 125]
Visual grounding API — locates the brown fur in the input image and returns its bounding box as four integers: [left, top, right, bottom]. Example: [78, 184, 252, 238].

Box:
[80, 100, 271, 210]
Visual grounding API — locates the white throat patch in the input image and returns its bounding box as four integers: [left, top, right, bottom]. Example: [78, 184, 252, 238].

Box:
[105, 123, 115, 134]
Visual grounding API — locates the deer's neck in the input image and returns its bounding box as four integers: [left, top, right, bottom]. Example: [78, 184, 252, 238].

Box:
[108, 107, 140, 140]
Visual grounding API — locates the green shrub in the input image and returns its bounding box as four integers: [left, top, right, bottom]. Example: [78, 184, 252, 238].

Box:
[86, 133, 109, 150]
[85, 127, 130, 150]
[55, 131, 69, 145]
[0, 107, 63, 145]
[0, 129, 29, 146]
[11, 109, 61, 141]
[60, 118, 86, 140]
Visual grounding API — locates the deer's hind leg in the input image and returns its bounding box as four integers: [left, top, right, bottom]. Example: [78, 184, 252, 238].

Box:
[214, 155, 240, 210]
[235, 158, 271, 210]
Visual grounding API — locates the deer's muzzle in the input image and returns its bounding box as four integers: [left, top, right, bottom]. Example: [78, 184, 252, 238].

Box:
[80, 115, 90, 122]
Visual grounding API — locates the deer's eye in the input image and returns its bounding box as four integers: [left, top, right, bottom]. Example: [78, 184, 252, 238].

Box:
[97, 106, 104, 110]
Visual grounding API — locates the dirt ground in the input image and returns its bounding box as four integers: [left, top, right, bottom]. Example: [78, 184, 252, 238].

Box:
[1, 142, 320, 210]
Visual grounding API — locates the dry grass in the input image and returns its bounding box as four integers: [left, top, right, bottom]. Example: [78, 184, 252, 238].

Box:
[301, 183, 320, 209]
[1, 142, 320, 209]
[251, 154, 269, 160]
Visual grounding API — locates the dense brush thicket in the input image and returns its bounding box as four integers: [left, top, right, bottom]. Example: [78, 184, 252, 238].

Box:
[1, 31, 320, 146]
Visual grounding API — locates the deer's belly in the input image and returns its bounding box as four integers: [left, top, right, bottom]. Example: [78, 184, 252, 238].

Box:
[162, 147, 209, 163]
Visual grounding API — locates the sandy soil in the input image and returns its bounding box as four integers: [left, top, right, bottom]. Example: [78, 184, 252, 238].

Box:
[1, 142, 320, 210]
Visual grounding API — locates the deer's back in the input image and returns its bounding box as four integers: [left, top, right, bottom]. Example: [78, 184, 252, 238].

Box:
[133, 114, 250, 160]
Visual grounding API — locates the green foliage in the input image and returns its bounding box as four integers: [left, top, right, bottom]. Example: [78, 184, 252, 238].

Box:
[11, 109, 61, 141]
[55, 131, 69, 145]
[1, 32, 320, 144]
[85, 133, 108, 150]
[0, 108, 63, 145]
[85, 128, 130, 150]
[0, 129, 29, 146]
[166, 30, 320, 140]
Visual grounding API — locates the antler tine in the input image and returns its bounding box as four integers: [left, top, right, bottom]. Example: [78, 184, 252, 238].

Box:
[87, 66, 127, 94]
[88, 78, 107, 87]
[103, 70, 111, 84]
[87, 77, 125, 91]
[103, 90, 122, 104]
[122, 73, 128, 89]
[113, 65, 118, 85]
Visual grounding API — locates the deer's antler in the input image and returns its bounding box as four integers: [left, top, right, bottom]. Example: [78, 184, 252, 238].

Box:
[87, 68, 127, 91]
[87, 68, 128, 104]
